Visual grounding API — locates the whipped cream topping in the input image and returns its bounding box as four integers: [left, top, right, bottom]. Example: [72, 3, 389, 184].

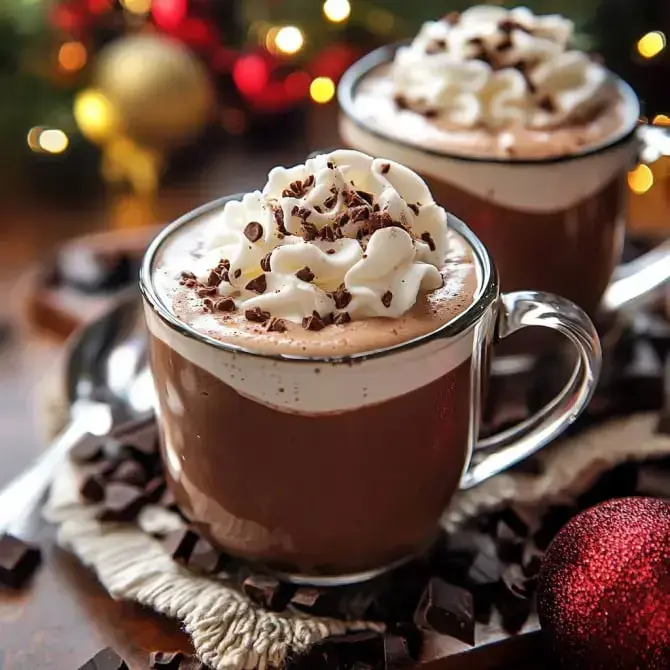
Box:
[392, 5, 612, 130]
[183, 150, 446, 327]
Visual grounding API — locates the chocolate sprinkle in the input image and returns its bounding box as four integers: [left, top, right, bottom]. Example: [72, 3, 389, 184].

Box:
[0, 534, 42, 588]
[267, 317, 287, 333]
[421, 232, 436, 252]
[302, 311, 326, 331]
[296, 266, 315, 282]
[215, 297, 236, 312]
[245, 274, 267, 294]
[381, 291, 393, 308]
[245, 307, 271, 323]
[243, 221, 263, 243]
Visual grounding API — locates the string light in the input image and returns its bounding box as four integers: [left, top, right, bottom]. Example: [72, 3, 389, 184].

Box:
[637, 31, 666, 59]
[274, 26, 304, 55]
[121, 0, 152, 14]
[628, 164, 654, 195]
[58, 41, 87, 72]
[323, 0, 351, 24]
[310, 76, 335, 104]
[653, 114, 670, 127]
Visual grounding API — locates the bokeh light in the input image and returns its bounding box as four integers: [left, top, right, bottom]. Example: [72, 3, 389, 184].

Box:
[74, 89, 117, 143]
[58, 42, 87, 72]
[365, 8, 394, 34]
[274, 26, 304, 55]
[652, 114, 670, 127]
[152, 0, 187, 30]
[310, 76, 335, 104]
[323, 0, 351, 24]
[233, 54, 269, 96]
[628, 164, 654, 195]
[637, 31, 666, 59]
[121, 0, 152, 14]
[28, 127, 69, 154]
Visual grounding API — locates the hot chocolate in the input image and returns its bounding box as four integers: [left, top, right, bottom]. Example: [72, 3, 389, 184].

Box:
[141, 150, 601, 582]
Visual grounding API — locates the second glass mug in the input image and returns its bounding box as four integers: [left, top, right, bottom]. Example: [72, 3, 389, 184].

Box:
[140, 197, 601, 585]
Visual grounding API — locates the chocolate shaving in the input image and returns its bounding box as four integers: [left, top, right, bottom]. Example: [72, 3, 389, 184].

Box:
[381, 291, 393, 308]
[302, 311, 326, 331]
[260, 251, 273, 272]
[196, 286, 217, 297]
[215, 297, 236, 312]
[421, 232, 436, 251]
[301, 221, 318, 241]
[233, 268, 241, 279]
[336, 212, 350, 227]
[245, 307, 271, 323]
[351, 206, 369, 222]
[272, 205, 289, 236]
[319, 225, 335, 242]
[538, 96, 557, 113]
[394, 94, 409, 110]
[267, 317, 287, 333]
[180, 271, 196, 280]
[243, 221, 263, 243]
[207, 269, 222, 287]
[332, 286, 352, 309]
[380, 162, 391, 174]
[323, 194, 337, 209]
[202, 298, 214, 312]
[408, 203, 420, 216]
[245, 274, 267, 294]
[333, 312, 351, 325]
[296, 267, 315, 282]
[356, 190, 373, 205]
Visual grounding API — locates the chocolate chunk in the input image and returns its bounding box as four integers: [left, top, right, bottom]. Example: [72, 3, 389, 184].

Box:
[78, 647, 128, 670]
[162, 528, 199, 563]
[196, 286, 217, 297]
[538, 96, 556, 113]
[380, 162, 391, 174]
[290, 586, 322, 610]
[384, 633, 414, 668]
[394, 94, 408, 110]
[243, 221, 263, 243]
[301, 221, 318, 241]
[333, 312, 351, 326]
[267, 317, 287, 333]
[467, 550, 503, 585]
[407, 203, 419, 216]
[144, 477, 167, 503]
[496, 584, 531, 634]
[414, 578, 474, 646]
[187, 537, 225, 574]
[203, 298, 214, 312]
[351, 205, 370, 222]
[122, 425, 159, 463]
[242, 574, 294, 611]
[332, 287, 351, 309]
[80, 473, 105, 503]
[296, 266, 315, 282]
[260, 251, 273, 272]
[245, 274, 267, 294]
[302, 312, 326, 331]
[180, 271, 196, 281]
[233, 268, 242, 279]
[0, 534, 41, 588]
[71, 433, 104, 463]
[110, 460, 147, 487]
[149, 651, 183, 669]
[206, 269, 222, 287]
[420, 232, 435, 251]
[381, 291, 393, 308]
[245, 307, 271, 323]
[97, 483, 145, 523]
[215, 298, 236, 312]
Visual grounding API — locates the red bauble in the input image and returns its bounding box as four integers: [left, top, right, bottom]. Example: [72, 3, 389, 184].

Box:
[538, 497, 670, 670]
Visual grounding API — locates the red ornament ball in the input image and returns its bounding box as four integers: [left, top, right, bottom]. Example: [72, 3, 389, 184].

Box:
[538, 497, 670, 669]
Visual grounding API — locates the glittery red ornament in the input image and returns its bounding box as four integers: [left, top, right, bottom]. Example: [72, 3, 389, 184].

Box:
[538, 497, 670, 670]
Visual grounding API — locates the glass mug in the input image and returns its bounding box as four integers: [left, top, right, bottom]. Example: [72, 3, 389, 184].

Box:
[338, 45, 670, 333]
[140, 196, 601, 585]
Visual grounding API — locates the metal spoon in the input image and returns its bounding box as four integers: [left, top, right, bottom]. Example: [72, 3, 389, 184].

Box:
[0, 291, 151, 536]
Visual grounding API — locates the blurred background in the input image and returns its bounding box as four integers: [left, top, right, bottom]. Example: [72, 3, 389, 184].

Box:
[0, 0, 669, 482]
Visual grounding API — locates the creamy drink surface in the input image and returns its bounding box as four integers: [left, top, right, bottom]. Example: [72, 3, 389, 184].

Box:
[153, 150, 480, 357]
[352, 5, 628, 160]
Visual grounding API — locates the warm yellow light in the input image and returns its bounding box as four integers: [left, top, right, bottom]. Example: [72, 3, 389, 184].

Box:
[628, 164, 654, 195]
[120, 0, 152, 14]
[58, 41, 87, 72]
[323, 0, 351, 23]
[37, 129, 70, 154]
[26, 126, 44, 152]
[637, 31, 666, 59]
[74, 89, 118, 143]
[653, 114, 670, 127]
[310, 76, 335, 104]
[274, 26, 304, 55]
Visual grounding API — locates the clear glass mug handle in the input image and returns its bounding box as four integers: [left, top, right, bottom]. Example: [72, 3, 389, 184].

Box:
[602, 124, 670, 313]
[460, 291, 602, 489]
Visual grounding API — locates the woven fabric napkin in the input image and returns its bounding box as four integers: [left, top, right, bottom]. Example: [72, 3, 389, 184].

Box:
[40, 368, 670, 669]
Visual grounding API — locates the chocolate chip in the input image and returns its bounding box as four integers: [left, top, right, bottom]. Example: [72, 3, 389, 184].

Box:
[302, 312, 326, 331]
[80, 473, 105, 502]
[110, 460, 147, 487]
[71, 433, 104, 463]
[245, 307, 271, 323]
[296, 266, 315, 282]
[233, 268, 242, 279]
[78, 647, 129, 670]
[326, 249, 336, 255]
[187, 537, 225, 574]
[162, 528, 199, 563]
[149, 651, 183, 669]
[414, 578, 475, 646]
[260, 252, 273, 272]
[242, 574, 294, 611]
[333, 312, 351, 326]
[0, 534, 41, 588]
[215, 298, 236, 312]
[97, 483, 145, 523]
[243, 222, 263, 243]
[538, 96, 556, 113]
[394, 94, 408, 110]
[267, 317, 287, 333]
[332, 287, 352, 309]
[381, 291, 393, 308]
[245, 274, 267, 294]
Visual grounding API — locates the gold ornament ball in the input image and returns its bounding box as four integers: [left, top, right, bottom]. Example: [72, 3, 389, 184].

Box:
[95, 34, 214, 149]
